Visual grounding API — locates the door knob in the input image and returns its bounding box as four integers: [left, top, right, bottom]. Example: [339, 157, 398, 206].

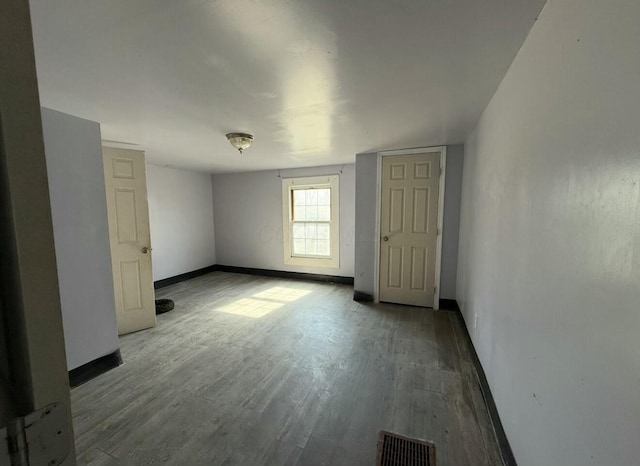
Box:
[383, 236, 389, 242]
[141, 246, 150, 254]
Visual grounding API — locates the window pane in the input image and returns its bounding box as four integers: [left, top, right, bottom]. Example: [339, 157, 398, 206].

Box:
[304, 223, 317, 238]
[306, 206, 318, 220]
[292, 224, 306, 239]
[306, 239, 318, 255]
[291, 222, 333, 256]
[317, 205, 330, 221]
[293, 190, 306, 206]
[317, 240, 330, 256]
[293, 205, 306, 221]
[293, 239, 306, 255]
[317, 223, 330, 239]
[317, 189, 330, 206]
[305, 189, 318, 205]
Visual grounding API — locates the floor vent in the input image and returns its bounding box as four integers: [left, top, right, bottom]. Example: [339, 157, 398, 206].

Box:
[376, 431, 436, 466]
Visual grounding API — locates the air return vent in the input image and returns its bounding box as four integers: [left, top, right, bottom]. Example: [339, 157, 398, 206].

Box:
[376, 431, 436, 466]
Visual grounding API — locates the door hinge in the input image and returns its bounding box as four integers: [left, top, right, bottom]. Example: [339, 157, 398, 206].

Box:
[0, 403, 69, 466]
[434, 286, 437, 295]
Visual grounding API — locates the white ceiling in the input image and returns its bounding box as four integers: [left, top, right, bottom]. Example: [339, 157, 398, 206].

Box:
[29, 0, 546, 173]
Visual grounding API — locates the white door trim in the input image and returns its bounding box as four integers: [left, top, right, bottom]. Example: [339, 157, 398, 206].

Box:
[374, 146, 447, 309]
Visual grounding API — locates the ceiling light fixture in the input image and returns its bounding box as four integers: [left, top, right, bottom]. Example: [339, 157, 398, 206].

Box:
[226, 132, 254, 154]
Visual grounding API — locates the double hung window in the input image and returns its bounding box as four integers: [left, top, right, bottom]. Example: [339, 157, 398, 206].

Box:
[281, 175, 339, 268]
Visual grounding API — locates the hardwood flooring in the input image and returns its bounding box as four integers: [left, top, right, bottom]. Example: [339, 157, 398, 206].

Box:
[72, 272, 502, 465]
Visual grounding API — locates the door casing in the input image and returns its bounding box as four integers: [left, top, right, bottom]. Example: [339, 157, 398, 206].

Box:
[374, 146, 447, 309]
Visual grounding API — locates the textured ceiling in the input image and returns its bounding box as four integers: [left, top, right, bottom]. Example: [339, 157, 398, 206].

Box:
[29, 0, 546, 173]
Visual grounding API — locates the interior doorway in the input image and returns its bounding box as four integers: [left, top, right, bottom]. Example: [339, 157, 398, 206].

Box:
[377, 147, 446, 308]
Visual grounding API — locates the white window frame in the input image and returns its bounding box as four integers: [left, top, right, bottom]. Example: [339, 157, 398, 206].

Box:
[282, 174, 340, 268]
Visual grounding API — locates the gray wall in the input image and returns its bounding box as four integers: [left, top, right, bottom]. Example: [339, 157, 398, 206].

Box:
[354, 153, 379, 295]
[456, 1, 640, 465]
[41, 107, 119, 371]
[212, 164, 355, 277]
[146, 164, 216, 281]
[353, 145, 464, 300]
[440, 145, 464, 298]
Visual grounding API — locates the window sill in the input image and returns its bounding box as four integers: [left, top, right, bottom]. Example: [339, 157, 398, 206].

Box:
[284, 255, 339, 268]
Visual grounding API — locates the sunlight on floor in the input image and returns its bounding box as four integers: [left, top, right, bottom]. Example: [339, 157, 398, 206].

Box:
[253, 286, 312, 302]
[215, 298, 283, 318]
[213, 286, 312, 318]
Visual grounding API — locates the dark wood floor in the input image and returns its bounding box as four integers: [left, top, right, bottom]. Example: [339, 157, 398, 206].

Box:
[72, 272, 502, 465]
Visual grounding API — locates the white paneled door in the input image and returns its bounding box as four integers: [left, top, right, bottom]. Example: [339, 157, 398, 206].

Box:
[103, 147, 156, 335]
[379, 153, 441, 307]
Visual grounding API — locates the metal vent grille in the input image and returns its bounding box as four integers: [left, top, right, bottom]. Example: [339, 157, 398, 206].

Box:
[376, 431, 436, 466]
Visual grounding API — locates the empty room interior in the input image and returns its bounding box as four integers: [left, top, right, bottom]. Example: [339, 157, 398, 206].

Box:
[1, 0, 639, 465]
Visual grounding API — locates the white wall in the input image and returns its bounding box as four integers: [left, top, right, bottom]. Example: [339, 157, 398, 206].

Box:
[41, 107, 119, 370]
[456, 2, 640, 465]
[212, 165, 355, 277]
[146, 165, 216, 281]
[353, 145, 464, 299]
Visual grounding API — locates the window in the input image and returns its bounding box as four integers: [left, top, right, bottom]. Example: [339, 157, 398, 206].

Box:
[282, 175, 339, 268]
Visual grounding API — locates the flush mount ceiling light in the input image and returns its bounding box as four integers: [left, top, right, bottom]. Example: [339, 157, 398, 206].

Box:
[226, 132, 254, 154]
